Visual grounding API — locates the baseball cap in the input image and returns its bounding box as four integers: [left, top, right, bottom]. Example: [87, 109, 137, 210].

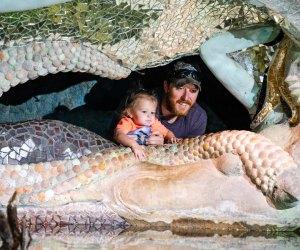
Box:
[167, 61, 202, 89]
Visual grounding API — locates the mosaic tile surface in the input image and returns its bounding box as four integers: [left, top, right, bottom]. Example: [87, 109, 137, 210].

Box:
[0, 0, 271, 69]
[0, 119, 117, 165]
[228, 44, 278, 86]
[17, 201, 129, 230]
[0, 201, 129, 245]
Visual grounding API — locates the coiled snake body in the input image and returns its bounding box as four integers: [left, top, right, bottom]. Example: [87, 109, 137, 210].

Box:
[0, 121, 299, 210]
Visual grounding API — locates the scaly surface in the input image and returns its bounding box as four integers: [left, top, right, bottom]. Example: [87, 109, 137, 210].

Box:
[0, 41, 130, 96]
[146, 130, 297, 197]
[0, 130, 297, 207]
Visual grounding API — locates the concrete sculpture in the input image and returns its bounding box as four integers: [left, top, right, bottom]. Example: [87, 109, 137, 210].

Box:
[0, 0, 299, 239]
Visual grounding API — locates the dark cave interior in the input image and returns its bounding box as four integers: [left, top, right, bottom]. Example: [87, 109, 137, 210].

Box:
[0, 55, 251, 140]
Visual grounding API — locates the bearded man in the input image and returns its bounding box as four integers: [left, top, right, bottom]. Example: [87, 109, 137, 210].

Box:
[155, 61, 207, 140]
[109, 61, 207, 145]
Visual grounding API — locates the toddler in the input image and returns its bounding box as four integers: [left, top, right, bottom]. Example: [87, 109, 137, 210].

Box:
[114, 89, 176, 160]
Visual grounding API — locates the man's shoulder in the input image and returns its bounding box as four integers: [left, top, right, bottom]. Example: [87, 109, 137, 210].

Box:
[185, 103, 207, 128]
[189, 102, 207, 117]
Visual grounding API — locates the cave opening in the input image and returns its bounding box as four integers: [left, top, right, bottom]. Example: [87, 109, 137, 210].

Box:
[0, 55, 251, 140]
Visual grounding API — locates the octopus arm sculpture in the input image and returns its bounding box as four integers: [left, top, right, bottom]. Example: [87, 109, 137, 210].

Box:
[200, 23, 280, 113]
[147, 130, 300, 210]
[0, 121, 299, 211]
[0, 0, 299, 132]
[250, 36, 298, 128]
[199, 23, 299, 129]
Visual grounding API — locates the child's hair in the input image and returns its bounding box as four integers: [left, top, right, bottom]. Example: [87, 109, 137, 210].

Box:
[122, 88, 157, 117]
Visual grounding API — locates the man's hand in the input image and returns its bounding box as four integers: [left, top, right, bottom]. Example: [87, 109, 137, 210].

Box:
[146, 131, 164, 145]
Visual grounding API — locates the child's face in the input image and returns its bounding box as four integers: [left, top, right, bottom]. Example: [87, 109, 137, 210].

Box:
[129, 98, 157, 126]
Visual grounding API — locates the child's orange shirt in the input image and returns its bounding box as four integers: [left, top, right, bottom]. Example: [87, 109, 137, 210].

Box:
[116, 117, 170, 137]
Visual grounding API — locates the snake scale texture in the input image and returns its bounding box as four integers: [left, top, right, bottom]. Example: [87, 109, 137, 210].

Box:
[0, 125, 298, 209]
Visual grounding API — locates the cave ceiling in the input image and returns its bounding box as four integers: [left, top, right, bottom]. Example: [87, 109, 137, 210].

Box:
[0, 0, 299, 129]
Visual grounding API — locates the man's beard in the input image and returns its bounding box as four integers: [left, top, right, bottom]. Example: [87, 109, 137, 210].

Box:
[166, 92, 193, 117]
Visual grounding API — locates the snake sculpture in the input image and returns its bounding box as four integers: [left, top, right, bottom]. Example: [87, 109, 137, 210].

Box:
[0, 0, 299, 126]
[0, 119, 299, 232]
[0, 0, 300, 242]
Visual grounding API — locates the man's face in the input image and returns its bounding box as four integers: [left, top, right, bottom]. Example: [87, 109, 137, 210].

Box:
[165, 82, 199, 116]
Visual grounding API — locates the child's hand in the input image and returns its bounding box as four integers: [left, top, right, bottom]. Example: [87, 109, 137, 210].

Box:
[165, 131, 177, 144]
[167, 136, 177, 144]
[131, 143, 146, 161]
[169, 136, 177, 143]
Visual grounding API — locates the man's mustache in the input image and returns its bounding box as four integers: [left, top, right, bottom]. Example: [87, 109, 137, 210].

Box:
[177, 100, 192, 106]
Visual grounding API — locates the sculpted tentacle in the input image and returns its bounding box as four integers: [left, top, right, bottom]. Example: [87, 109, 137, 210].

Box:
[275, 37, 298, 124]
[145, 130, 299, 208]
[250, 39, 281, 129]
[9, 147, 138, 205]
[0, 130, 298, 209]
[251, 36, 298, 128]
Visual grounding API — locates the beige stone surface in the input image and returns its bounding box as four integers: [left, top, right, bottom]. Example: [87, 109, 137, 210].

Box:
[50, 125, 300, 228]
[86, 160, 299, 227]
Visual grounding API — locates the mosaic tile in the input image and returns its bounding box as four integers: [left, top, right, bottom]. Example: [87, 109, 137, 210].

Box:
[0, 0, 270, 69]
[0, 120, 117, 164]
